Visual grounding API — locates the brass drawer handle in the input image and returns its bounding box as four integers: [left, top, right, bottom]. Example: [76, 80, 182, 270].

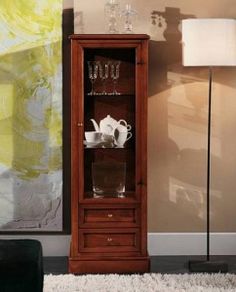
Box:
[107, 213, 113, 218]
[107, 237, 113, 242]
[77, 122, 83, 127]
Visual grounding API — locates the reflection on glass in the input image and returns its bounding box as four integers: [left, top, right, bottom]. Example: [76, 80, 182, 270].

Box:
[92, 161, 126, 198]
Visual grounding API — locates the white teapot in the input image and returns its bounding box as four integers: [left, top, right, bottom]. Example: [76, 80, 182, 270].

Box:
[90, 115, 131, 135]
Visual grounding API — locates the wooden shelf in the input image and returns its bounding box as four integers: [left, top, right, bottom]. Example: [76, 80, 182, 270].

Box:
[83, 191, 137, 201]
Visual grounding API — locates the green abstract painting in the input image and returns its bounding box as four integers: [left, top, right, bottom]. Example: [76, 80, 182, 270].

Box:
[0, 0, 62, 230]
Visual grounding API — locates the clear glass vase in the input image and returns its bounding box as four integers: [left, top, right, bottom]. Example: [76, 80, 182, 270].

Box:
[92, 161, 126, 198]
[104, 0, 120, 34]
[121, 4, 138, 34]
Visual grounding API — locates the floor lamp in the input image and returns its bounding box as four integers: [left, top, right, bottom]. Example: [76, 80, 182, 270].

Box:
[182, 18, 236, 273]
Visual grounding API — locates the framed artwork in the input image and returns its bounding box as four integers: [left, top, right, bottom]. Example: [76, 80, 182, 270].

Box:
[0, 0, 63, 231]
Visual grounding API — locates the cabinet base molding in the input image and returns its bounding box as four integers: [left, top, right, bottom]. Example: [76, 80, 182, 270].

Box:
[69, 257, 150, 274]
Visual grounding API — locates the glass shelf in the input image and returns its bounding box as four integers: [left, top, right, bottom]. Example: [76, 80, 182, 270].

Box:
[83, 142, 134, 149]
[86, 93, 134, 97]
[84, 146, 128, 149]
[86, 93, 121, 96]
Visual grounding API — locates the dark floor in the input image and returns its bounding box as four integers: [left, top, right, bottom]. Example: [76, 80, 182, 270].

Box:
[44, 256, 236, 275]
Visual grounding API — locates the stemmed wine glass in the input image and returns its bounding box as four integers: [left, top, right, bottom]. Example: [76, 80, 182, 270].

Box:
[98, 61, 110, 95]
[87, 61, 99, 95]
[110, 61, 121, 95]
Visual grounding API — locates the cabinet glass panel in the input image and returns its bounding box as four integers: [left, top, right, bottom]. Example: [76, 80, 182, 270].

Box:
[83, 48, 135, 198]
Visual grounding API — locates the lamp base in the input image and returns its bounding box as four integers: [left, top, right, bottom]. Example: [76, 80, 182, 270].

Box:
[189, 260, 228, 273]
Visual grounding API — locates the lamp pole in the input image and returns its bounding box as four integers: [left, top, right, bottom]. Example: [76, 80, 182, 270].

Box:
[206, 67, 212, 261]
[189, 67, 227, 272]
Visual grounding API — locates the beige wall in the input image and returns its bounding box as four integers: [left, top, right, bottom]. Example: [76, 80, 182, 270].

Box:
[73, 0, 236, 232]
[63, 0, 73, 9]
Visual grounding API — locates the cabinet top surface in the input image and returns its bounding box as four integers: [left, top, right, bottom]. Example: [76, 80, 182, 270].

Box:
[69, 34, 150, 40]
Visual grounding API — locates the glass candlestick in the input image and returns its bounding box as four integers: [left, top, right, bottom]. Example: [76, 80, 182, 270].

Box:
[121, 4, 138, 34]
[104, 0, 120, 34]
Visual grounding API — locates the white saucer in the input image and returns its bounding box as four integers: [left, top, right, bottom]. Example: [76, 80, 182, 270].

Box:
[83, 141, 103, 148]
[83, 140, 116, 148]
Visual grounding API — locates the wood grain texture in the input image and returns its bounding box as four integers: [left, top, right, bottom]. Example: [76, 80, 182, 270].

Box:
[79, 206, 140, 228]
[69, 34, 149, 274]
[69, 34, 150, 40]
[79, 228, 140, 253]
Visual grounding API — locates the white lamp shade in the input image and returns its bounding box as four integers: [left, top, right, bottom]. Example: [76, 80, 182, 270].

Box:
[182, 19, 236, 66]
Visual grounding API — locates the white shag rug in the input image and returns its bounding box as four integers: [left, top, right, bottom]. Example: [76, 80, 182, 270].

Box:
[44, 273, 236, 292]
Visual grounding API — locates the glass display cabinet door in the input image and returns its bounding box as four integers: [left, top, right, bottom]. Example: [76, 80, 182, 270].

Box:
[83, 48, 136, 200]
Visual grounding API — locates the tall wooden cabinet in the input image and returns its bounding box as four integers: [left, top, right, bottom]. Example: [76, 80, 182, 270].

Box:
[69, 34, 150, 274]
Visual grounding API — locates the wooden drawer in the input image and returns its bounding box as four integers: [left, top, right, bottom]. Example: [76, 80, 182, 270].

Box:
[79, 207, 139, 228]
[79, 229, 140, 253]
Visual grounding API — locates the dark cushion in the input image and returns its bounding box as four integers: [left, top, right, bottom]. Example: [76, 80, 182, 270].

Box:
[0, 239, 44, 292]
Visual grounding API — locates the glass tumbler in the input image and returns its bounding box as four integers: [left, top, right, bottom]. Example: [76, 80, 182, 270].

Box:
[92, 161, 126, 198]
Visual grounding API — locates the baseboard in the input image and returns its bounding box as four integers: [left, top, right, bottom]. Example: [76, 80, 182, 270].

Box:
[0, 235, 71, 256]
[1, 233, 236, 256]
[148, 233, 236, 255]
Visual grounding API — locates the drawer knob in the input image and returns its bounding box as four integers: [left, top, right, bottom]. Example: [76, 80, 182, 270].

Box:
[107, 213, 113, 218]
[77, 122, 83, 127]
[107, 237, 113, 242]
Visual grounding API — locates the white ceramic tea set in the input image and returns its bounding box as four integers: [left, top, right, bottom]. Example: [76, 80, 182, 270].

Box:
[84, 115, 132, 148]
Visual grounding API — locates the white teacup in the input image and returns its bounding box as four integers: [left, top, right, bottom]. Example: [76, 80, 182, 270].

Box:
[114, 126, 132, 147]
[116, 123, 132, 133]
[118, 120, 132, 132]
[85, 131, 102, 143]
